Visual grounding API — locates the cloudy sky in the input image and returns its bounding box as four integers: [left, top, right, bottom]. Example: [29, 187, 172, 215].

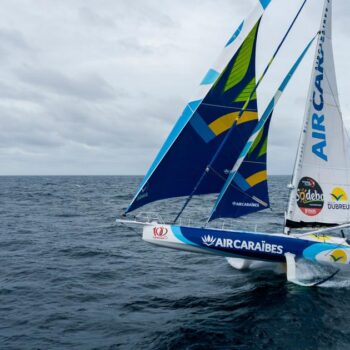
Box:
[0, 0, 349, 175]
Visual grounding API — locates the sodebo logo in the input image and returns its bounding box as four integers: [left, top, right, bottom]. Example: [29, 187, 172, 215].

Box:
[297, 177, 324, 216]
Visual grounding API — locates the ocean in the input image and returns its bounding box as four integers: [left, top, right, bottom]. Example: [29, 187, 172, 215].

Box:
[1, 175, 350, 350]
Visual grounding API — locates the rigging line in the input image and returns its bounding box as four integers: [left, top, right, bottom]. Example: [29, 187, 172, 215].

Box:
[174, 164, 267, 224]
[208, 166, 228, 182]
[201, 103, 257, 111]
[211, 31, 321, 224]
[254, 0, 309, 89]
[173, 0, 309, 224]
[209, 166, 268, 207]
[241, 160, 267, 165]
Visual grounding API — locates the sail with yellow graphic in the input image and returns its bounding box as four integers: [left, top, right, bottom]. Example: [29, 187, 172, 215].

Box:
[285, 0, 350, 229]
[125, 0, 311, 219]
[209, 34, 316, 221]
[125, 4, 268, 214]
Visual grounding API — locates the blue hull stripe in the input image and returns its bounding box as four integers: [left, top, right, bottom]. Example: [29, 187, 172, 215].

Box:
[172, 225, 196, 246]
[172, 226, 246, 257]
[171, 225, 350, 264]
[303, 243, 346, 262]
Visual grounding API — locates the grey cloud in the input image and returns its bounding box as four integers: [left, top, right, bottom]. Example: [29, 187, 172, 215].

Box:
[120, 1, 176, 28]
[0, 81, 43, 102]
[0, 0, 348, 175]
[79, 6, 116, 28]
[0, 28, 31, 62]
[0, 130, 64, 149]
[0, 28, 30, 50]
[16, 68, 116, 101]
[116, 38, 156, 55]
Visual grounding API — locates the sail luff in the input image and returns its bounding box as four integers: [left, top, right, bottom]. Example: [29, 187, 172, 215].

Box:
[208, 34, 318, 221]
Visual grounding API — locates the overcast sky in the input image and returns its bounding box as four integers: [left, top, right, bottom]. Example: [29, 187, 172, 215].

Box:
[0, 0, 349, 175]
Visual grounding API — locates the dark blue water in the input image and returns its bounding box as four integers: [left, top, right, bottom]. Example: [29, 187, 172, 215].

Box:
[1, 176, 350, 350]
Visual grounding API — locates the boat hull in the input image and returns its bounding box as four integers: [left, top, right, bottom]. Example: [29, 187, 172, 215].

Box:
[143, 224, 350, 269]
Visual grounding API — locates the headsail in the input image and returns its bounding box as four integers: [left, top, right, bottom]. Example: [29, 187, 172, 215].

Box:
[285, 0, 350, 229]
[125, 2, 269, 214]
[208, 36, 318, 221]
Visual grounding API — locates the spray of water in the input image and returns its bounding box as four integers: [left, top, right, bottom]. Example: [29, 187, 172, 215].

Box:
[227, 257, 350, 288]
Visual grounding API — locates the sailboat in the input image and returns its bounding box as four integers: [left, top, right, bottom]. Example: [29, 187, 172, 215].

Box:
[117, 0, 350, 286]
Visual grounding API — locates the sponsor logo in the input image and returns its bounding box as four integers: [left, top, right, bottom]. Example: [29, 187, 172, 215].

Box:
[296, 177, 324, 216]
[329, 249, 347, 264]
[137, 183, 149, 201]
[306, 234, 331, 242]
[328, 187, 350, 210]
[201, 236, 283, 255]
[202, 235, 216, 247]
[232, 201, 259, 208]
[153, 226, 168, 239]
[330, 187, 348, 202]
[311, 10, 328, 162]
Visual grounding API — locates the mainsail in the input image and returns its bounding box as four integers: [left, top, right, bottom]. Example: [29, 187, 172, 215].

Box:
[125, 2, 270, 213]
[209, 36, 317, 221]
[285, 0, 350, 228]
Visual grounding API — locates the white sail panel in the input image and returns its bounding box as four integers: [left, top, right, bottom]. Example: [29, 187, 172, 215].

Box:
[286, 0, 350, 228]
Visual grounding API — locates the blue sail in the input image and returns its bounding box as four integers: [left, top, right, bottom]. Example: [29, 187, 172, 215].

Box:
[210, 115, 272, 219]
[126, 18, 263, 214]
[209, 35, 318, 221]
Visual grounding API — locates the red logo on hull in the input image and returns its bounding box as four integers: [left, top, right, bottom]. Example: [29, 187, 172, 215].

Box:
[153, 227, 168, 239]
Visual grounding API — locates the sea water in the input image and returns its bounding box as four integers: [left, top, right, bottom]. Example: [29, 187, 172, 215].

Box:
[1, 176, 350, 349]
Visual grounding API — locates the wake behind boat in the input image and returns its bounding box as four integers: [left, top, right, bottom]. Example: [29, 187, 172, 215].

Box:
[117, 0, 350, 286]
